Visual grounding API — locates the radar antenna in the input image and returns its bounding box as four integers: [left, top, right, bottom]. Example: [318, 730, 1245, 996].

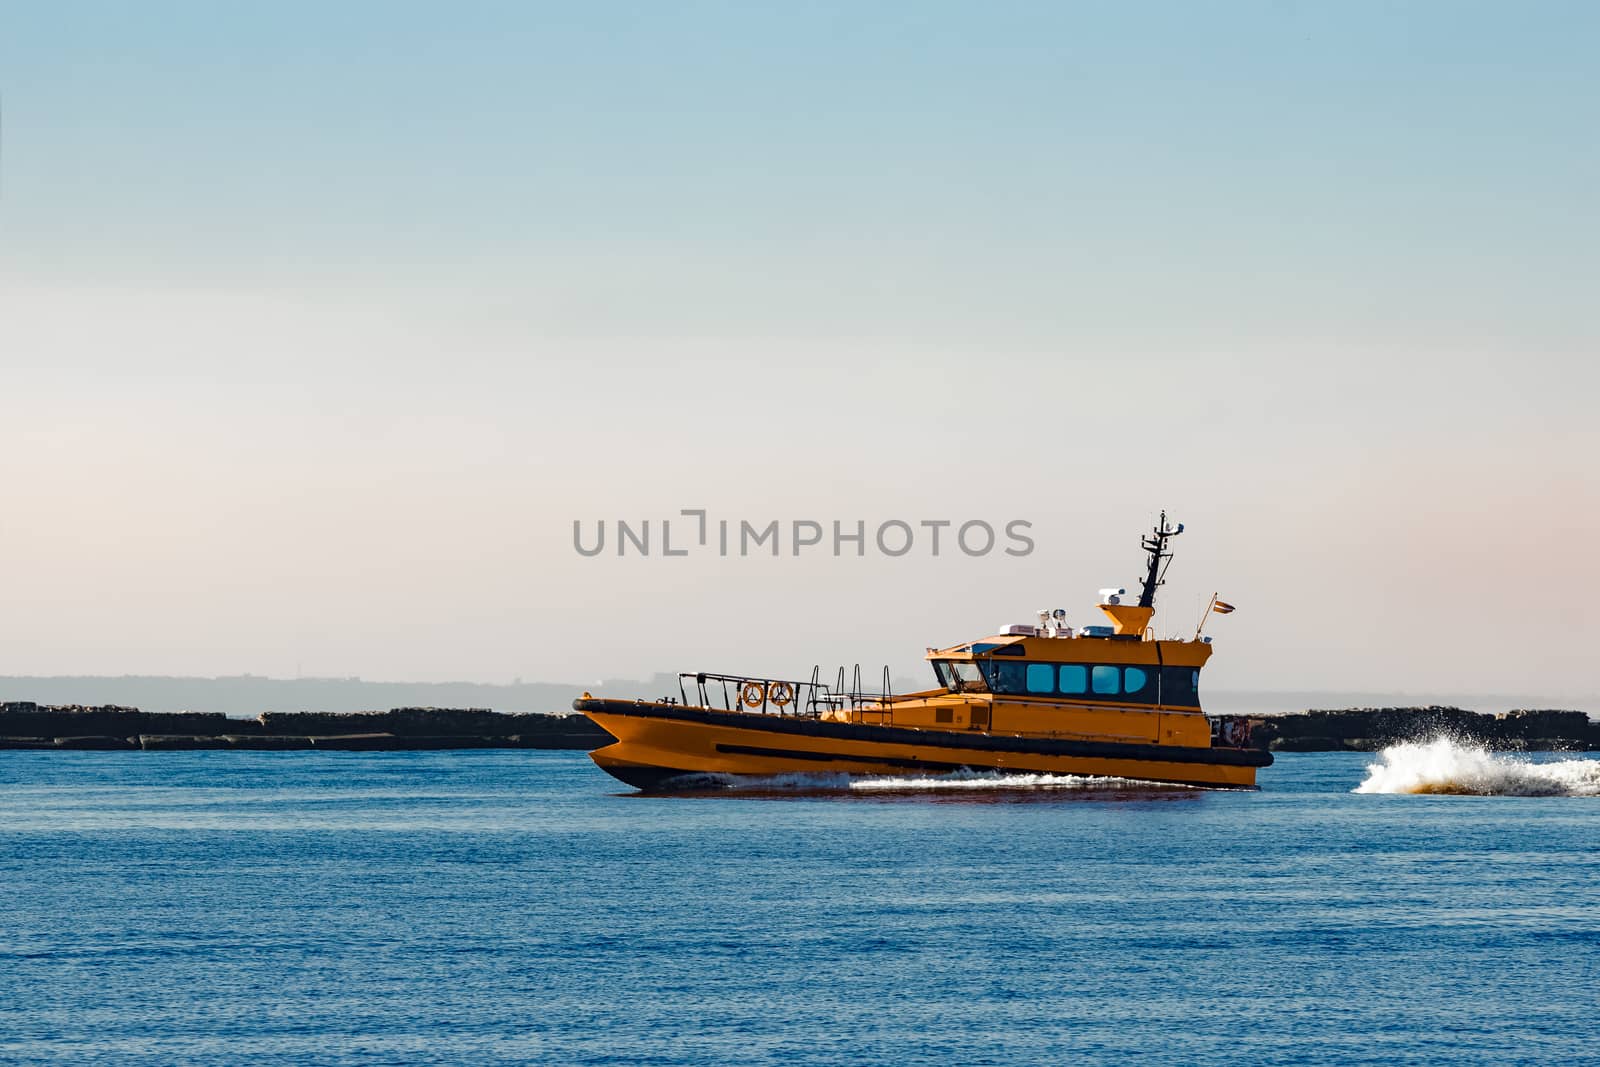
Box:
[1137, 510, 1184, 609]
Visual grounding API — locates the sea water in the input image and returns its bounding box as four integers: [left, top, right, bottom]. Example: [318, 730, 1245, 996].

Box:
[2, 742, 1598, 1065]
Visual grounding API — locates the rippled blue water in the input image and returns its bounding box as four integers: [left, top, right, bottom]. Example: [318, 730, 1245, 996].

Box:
[2, 751, 1597, 1065]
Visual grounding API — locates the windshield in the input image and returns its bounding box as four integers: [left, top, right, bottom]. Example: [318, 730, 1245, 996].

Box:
[932, 660, 989, 693]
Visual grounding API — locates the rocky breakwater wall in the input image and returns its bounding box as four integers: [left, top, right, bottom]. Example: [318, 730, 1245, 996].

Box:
[0, 702, 613, 751]
[1250, 707, 1599, 752]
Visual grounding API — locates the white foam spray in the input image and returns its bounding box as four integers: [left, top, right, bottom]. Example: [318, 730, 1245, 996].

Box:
[1354, 737, 1600, 796]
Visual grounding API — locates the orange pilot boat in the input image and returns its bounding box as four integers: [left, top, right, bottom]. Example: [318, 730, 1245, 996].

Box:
[577, 513, 1271, 790]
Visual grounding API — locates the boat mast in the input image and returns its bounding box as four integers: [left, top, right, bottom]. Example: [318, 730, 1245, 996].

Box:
[1136, 511, 1183, 609]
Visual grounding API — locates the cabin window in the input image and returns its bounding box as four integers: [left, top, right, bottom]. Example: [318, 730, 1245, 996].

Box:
[952, 662, 989, 692]
[976, 660, 1023, 694]
[1026, 663, 1055, 693]
[934, 660, 990, 693]
[956, 662, 990, 692]
[1058, 665, 1088, 694]
[936, 707, 953, 723]
[1159, 665, 1201, 707]
[995, 660, 1027, 693]
[976, 660, 1163, 702]
[1091, 665, 1121, 694]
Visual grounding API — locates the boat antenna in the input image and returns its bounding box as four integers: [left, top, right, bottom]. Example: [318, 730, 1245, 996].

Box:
[1137, 510, 1183, 609]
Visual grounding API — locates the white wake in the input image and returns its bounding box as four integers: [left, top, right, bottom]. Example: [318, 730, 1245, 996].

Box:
[696, 769, 1191, 793]
[1354, 737, 1600, 796]
[847, 770, 1167, 792]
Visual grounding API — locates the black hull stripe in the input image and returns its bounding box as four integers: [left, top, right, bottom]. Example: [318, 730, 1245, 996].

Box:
[576, 699, 1272, 768]
[716, 742, 978, 773]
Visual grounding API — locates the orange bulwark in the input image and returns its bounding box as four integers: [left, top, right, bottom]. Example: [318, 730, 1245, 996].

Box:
[579, 513, 1272, 791]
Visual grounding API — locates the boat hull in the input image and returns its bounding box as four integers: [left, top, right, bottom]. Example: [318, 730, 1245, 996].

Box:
[577, 699, 1271, 790]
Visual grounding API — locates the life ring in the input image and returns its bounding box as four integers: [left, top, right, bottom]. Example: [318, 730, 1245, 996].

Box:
[740, 681, 767, 708]
[768, 682, 794, 707]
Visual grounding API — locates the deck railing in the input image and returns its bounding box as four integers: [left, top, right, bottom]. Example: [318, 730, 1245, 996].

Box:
[673, 665, 899, 720]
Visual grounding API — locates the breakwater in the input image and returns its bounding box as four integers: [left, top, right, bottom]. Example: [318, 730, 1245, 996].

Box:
[1250, 707, 1598, 752]
[5, 702, 1592, 754]
[0, 703, 613, 751]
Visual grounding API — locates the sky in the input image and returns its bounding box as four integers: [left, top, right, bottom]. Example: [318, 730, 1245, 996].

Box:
[1, 1, 1596, 700]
